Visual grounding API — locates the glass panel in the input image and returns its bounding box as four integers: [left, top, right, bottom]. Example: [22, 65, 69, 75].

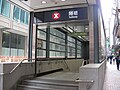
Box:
[2, 31, 10, 48]
[2, 47, 10, 56]
[67, 52, 75, 58]
[37, 39, 46, 49]
[50, 28, 65, 38]
[37, 49, 46, 58]
[68, 47, 75, 53]
[68, 36, 75, 42]
[18, 35, 25, 49]
[11, 33, 17, 48]
[50, 51, 65, 58]
[17, 35, 25, 56]
[37, 30, 46, 40]
[25, 12, 29, 24]
[20, 9, 25, 23]
[0, 0, 2, 13]
[50, 35, 65, 45]
[68, 42, 75, 47]
[18, 49, 24, 56]
[1, 0, 10, 17]
[77, 41, 81, 46]
[11, 48, 17, 56]
[13, 6, 20, 21]
[50, 51, 55, 57]
[50, 43, 65, 51]
[77, 54, 81, 58]
[77, 49, 81, 54]
[2, 32, 26, 62]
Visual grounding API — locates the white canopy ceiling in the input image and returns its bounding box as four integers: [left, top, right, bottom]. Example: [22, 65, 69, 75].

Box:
[8, 0, 97, 11]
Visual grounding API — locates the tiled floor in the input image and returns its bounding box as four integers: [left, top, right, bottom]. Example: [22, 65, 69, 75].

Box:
[103, 61, 120, 90]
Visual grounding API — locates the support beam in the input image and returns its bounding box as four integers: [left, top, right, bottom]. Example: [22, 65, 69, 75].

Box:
[28, 12, 34, 62]
[93, 5, 99, 63]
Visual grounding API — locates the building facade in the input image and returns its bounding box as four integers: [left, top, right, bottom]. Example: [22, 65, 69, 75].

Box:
[0, 0, 29, 62]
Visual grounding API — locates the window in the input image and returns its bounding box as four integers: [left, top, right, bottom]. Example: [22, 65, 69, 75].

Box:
[67, 36, 75, 58]
[36, 29, 46, 58]
[20, 9, 25, 23]
[2, 31, 26, 56]
[77, 40, 82, 58]
[13, 6, 20, 21]
[36, 27, 83, 59]
[37, 50, 46, 58]
[1, 0, 10, 17]
[25, 12, 29, 24]
[2, 31, 10, 56]
[13, 6, 29, 25]
[18, 35, 25, 56]
[50, 28, 65, 58]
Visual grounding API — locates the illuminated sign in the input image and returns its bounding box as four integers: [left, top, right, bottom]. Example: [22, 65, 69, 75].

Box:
[43, 7, 88, 22]
[69, 10, 78, 19]
[52, 12, 61, 20]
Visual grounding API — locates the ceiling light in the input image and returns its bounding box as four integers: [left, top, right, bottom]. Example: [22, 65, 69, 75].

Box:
[85, 27, 88, 30]
[61, 0, 66, 1]
[41, 1, 47, 4]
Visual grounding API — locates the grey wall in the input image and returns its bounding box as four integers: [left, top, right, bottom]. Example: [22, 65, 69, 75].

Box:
[79, 60, 106, 90]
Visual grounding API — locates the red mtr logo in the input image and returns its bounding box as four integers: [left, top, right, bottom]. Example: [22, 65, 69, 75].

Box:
[52, 12, 60, 20]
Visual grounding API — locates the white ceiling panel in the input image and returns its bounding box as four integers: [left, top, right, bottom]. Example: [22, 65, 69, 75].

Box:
[8, 0, 97, 11]
[87, 0, 96, 5]
[22, 0, 87, 10]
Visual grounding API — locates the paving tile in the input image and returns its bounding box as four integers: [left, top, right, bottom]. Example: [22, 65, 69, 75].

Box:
[103, 61, 120, 90]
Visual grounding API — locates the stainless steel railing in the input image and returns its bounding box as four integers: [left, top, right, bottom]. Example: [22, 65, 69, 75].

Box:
[75, 79, 94, 90]
[82, 60, 89, 66]
[63, 60, 70, 71]
[75, 79, 94, 83]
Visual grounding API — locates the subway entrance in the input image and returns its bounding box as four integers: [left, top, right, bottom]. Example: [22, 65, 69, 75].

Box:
[32, 7, 90, 76]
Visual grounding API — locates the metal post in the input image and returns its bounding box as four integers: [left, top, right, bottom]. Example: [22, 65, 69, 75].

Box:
[28, 12, 34, 62]
[75, 39, 77, 59]
[35, 24, 38, 76]
[46, 24, 50, 60]
[65, 33, 68, 59]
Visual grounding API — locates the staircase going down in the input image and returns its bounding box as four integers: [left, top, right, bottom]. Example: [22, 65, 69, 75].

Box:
[17, 72, 79, 90]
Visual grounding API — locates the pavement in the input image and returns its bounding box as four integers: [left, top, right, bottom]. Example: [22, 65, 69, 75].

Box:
[103, 61, 120, 90]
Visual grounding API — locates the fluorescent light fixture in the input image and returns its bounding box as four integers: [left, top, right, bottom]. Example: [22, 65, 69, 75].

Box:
[67, 27, 73, 32]
[61, 0, 66, 1]
[85, 27, 88, 30]
[41, 1, 47, 4]
[78, 36, 82, 38]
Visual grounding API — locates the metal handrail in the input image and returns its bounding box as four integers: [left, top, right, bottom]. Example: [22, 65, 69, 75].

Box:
[75, 79, 94, 83]
[0, 58, 35, 75]
[63, 60, 70, 71]
[75, 79, 94, 90]
[82, 60, 89, 66]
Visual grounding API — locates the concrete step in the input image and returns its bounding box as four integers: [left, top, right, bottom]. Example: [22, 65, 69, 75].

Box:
[17, 72, 79, 90]
[17, 85, 60, 90]
[23, 79, 78, 86]
[19, 79, 78, 90]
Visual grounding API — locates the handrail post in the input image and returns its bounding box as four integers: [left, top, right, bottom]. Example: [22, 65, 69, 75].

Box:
[75, 79, 94, 90]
